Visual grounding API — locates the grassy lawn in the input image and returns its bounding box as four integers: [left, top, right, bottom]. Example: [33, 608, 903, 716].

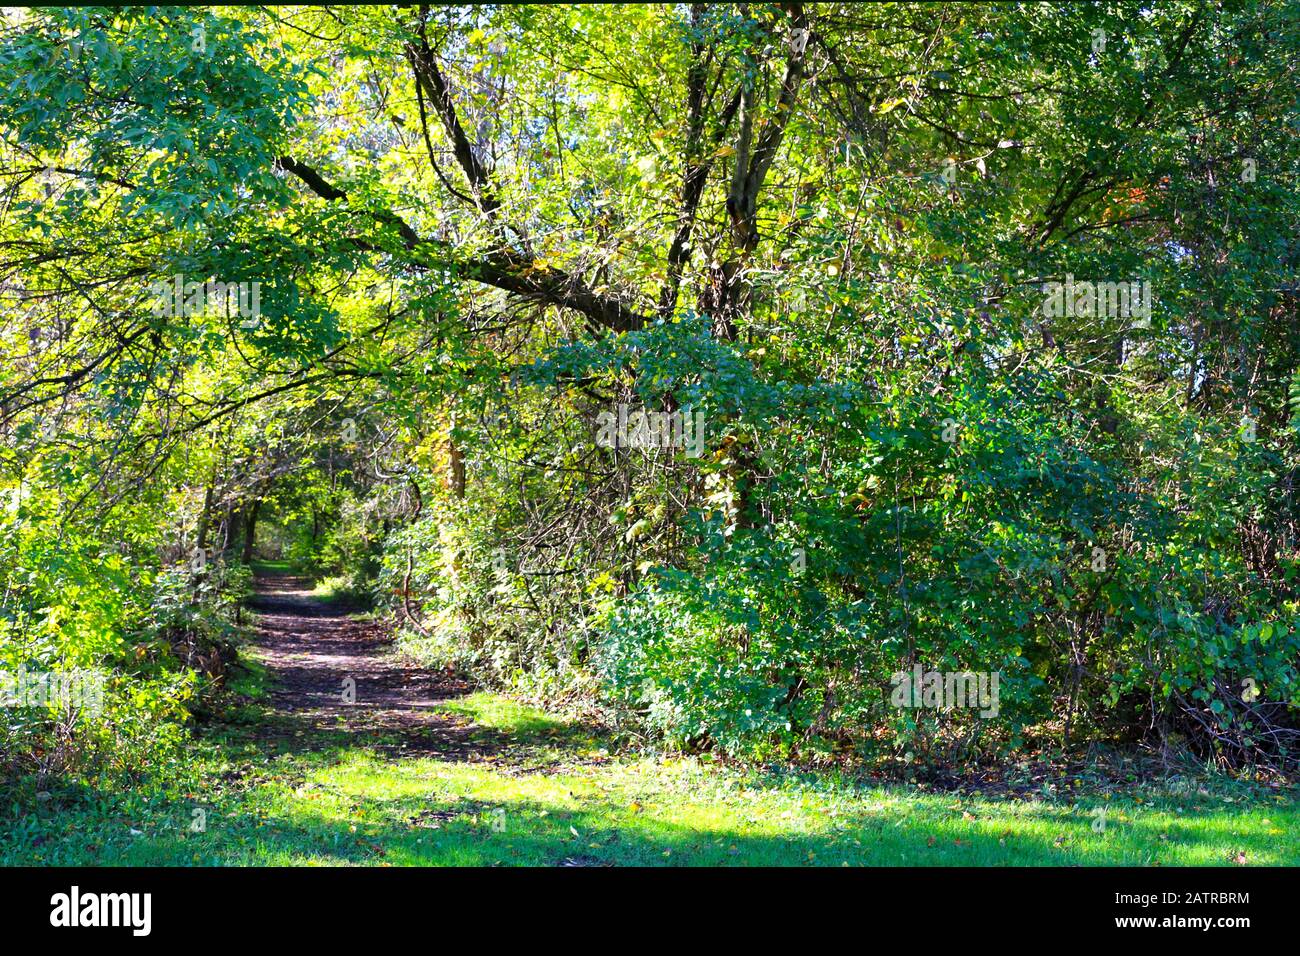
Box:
[3, 691, 1295, 867]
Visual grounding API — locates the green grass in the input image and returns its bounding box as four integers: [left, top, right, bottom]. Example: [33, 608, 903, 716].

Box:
[3, 691, 1295, 866]
[308, 574, 374, 610]
[248, 559, 293, 573]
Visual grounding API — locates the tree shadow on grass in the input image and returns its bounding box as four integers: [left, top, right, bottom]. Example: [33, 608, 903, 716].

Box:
[60, 788, 1289, 867]
[6, 753, 1291, 867]
[211, 698, 605, 768]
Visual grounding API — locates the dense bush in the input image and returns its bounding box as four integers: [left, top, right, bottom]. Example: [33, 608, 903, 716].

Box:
[406, 315, 1300, 766]
[0, 490, 249, 785]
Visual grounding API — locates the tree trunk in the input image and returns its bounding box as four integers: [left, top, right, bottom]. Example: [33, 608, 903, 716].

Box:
[447, 410, 466, 498]
[195, 479, 215, 554]
[241, 500, 260, 564]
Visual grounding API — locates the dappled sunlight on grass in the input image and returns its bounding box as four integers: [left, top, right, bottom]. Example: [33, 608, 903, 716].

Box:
[434, 692, 570, 735]
[4, 690, 1295, 867]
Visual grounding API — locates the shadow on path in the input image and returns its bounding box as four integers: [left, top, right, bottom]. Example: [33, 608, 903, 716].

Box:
[247, 570, 485, 758]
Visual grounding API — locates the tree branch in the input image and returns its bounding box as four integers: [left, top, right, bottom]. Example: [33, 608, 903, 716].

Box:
[275, 155, 647, 332]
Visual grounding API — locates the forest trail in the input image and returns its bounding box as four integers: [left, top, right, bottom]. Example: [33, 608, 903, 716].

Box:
[4, 569, 1291, 867]
[247, 569, 481, 757]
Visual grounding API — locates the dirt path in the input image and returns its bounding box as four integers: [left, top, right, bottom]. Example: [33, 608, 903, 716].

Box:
[247, 570, 481, 757]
